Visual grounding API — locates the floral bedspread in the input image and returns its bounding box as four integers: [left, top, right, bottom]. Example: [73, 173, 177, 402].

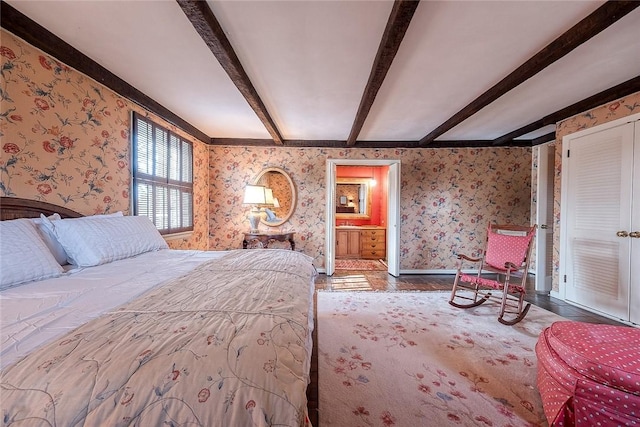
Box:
[1, 249, 316, 427]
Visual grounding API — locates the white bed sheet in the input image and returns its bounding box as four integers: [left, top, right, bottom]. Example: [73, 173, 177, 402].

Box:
[0, 249, 225, 368]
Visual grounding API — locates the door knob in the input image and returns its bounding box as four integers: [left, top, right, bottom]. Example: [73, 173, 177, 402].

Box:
[630, 231, 640, 238]
[616, 231, 629, 238]
[540, 224, 549, 229]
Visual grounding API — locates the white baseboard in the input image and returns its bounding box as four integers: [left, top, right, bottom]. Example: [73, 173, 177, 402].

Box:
[317, 268, 536, 276]
[399, 269, 459, 275]
[317, 268, 472, 275]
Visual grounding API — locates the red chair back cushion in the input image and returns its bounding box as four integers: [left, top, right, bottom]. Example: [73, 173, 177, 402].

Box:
[485, 231, 532, 270]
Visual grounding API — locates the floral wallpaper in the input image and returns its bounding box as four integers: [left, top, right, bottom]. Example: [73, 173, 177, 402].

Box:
[2, 28, 533, 269]
[209, 146, 532, 270]
[550, 91, 640, 291]
[4, 25, 639, 279]
[0, 29, 209, 250]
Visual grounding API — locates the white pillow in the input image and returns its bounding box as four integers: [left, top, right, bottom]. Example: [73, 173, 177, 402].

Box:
[31, 214, 68, 265]
[30, 211, 124, 265]
[0, 219, 64, 289]
[50, 215, 169, 267]
[91, 211, 124, 218]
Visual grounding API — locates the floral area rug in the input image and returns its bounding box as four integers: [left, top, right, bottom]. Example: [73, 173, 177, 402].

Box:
[317, 291, 563, 427]
[334, 259, 387, 271]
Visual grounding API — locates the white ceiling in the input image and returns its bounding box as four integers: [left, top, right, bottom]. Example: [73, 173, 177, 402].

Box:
[5, 0, 640, 145]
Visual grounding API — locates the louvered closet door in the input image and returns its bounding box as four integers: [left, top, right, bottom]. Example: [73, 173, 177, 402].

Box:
[564, 122, 634, 321]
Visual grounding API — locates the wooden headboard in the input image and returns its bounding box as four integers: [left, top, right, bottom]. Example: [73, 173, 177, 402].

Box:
[0, 197, 83, 220]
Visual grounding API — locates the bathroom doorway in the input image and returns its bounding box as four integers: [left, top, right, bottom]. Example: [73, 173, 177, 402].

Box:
[325, 159, 401, 276]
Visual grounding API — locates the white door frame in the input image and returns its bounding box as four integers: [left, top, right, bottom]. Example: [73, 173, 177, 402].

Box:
[325, 159, 401, 276]
[534, 143, 554, 294]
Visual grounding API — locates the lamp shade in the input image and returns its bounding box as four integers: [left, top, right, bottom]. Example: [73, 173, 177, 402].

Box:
[264, 188, 274, 205]
[243, 185, 266, 205]
[272, 197, 280, 208]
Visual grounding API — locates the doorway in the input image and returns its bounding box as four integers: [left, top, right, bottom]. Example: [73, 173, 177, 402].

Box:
[534, 143, 555, 294]
[325, 159, 401, 276]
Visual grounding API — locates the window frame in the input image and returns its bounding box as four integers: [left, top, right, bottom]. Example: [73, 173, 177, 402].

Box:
[131, 112, 194, 235]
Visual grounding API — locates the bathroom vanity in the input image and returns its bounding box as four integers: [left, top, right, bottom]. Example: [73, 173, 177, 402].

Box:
[336, 226, 386, 259]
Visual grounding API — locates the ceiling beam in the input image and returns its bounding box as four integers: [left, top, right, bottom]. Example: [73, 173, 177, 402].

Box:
[418, 0, 639, 146]
[176, 0, 284, 145]
[210, 138, 532, 149]
[492, 75, 640, 145]
[531, 132, 556, 146]
[0, 1, 211, 143]
[346, 0, 420, 146]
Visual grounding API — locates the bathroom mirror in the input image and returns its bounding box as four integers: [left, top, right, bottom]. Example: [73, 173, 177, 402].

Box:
[253, 167, 296, 227]
[336, 178, 371, 219]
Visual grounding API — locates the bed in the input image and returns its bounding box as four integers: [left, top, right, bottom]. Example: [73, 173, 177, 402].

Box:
[0, 197, 317, 426]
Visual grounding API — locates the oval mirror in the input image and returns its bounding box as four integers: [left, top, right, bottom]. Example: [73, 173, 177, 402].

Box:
[253, 167, 296, 227]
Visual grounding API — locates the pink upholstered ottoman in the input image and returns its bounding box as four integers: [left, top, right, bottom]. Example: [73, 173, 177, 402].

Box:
[535, 321, 640, 426]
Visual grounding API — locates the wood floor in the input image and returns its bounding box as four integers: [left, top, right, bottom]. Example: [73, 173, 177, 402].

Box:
[306, 270, 625, 426]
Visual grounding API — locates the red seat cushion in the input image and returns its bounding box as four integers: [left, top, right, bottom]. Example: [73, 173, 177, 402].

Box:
[458, 274, 525, 293]
[544, 321, 640, 395]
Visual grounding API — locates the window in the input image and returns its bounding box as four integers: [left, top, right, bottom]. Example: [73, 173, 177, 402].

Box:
[132, 112, 193, 235]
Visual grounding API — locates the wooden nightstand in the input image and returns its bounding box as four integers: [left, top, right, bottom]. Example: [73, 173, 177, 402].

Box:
[242, 232, 296, 250]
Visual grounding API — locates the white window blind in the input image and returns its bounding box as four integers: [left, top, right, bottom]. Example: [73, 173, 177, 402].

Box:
[132, 112, 193, 235]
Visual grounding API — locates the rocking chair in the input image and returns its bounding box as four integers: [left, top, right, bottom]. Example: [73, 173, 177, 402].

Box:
[449, 223, 537, 325]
